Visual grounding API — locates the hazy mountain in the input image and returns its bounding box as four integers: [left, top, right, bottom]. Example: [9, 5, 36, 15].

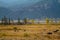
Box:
[0, 0, 60, 19]
[0, 7, 12, 18]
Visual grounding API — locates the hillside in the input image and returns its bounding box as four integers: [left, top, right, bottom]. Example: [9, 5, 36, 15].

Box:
[0, 0, 60, 19]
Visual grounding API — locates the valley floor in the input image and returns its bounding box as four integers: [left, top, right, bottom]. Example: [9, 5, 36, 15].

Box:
[0, 24, 60, 40]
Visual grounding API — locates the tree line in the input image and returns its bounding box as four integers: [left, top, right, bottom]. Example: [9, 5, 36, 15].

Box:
[0, 16, 60, 25]
[0, 16, 28, 25]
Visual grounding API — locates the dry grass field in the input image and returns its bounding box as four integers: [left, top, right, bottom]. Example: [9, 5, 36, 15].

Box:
[0, 24, 60, 40]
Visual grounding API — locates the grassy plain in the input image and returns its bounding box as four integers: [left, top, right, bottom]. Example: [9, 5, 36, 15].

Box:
[0, 24, 60, 40]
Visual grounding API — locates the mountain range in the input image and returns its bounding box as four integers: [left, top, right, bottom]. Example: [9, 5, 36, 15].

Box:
[0, 0, 60, 19]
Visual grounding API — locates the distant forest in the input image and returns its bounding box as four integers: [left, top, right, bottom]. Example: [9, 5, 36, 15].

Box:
[0, 16, 60, 25]
[0, 16, 29, 25]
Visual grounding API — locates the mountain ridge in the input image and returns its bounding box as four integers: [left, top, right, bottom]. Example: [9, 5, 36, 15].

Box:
[0, 0, 60, 19]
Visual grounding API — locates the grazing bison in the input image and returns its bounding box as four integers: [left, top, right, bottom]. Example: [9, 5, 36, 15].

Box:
[53, 30, 59, 33]
[47, 32, 52, 35]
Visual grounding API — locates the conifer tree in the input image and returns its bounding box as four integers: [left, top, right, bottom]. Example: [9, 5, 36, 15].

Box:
[46, 18, 49, 24]
[8, 18, 11, 25]
[24, 18, 27, 24]
[32, 19, 34, 24]
[50, 18, 54, 24]
[11, 18, 14, 25]
[3, 16, 8, 25]
[1, 18, 4, 25]
[18, 17, 20, 25]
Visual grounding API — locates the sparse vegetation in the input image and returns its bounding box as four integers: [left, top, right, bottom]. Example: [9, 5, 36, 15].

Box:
[2, 33, 6, 36]
[46, 18, 49, 24]
[0, 23, 60, 40]
[0, 16, 60, 25]
[44, 35, 52, 39]
[13, 27, 17, 32]
[8, 18, 11, 25]
[24, 33, 30, 37]
[17, 17, 21, 25]
[23, 29, 26, 32]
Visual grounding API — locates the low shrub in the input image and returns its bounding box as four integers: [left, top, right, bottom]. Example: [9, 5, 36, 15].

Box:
[24, 33, 30, 37]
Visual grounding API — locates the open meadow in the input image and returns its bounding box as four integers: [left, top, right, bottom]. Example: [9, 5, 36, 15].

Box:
[0, 24, 60, 40]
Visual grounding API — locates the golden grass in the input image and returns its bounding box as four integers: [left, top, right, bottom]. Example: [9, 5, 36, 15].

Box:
[0, 24, 60, 40]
